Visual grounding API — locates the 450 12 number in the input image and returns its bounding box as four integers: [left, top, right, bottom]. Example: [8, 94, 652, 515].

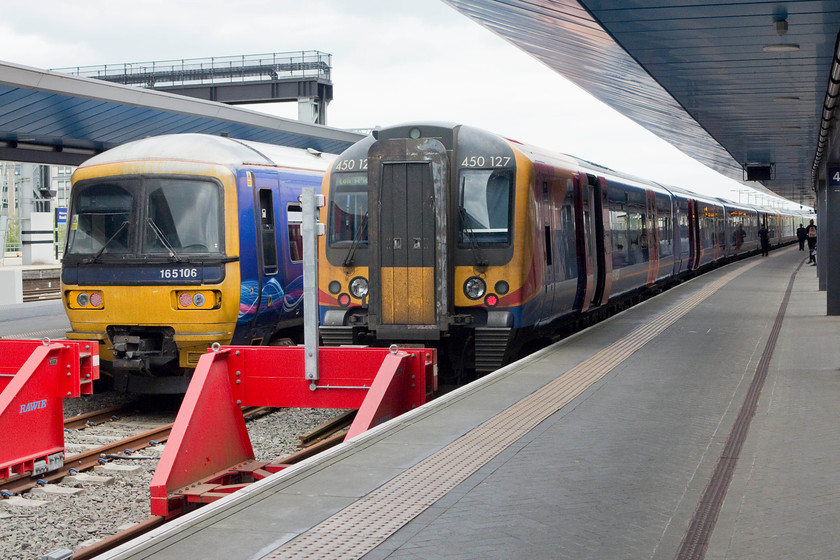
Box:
[335, 158, 369, 172]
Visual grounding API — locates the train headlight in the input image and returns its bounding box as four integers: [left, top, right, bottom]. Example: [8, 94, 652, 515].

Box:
[464, 277, 486, 300]
[494, 281, 509, 295]
[77, 293, 89, 307]
[192, 292, 206, 307]
[328, 280, 341, 295]
[349, 277, 369, 299]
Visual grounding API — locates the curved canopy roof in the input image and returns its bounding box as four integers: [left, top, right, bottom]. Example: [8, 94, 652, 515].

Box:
[0, 60, 362, 166]
[444, 0, 840, 207]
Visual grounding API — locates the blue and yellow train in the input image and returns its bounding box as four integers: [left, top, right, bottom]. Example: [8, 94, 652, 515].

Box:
[317, 122, 807, 379]
[61, 133, 334, 392]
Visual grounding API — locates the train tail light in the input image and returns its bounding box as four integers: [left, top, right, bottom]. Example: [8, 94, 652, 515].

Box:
[175, 290, 220, 310]
[67, 290, 104, 309]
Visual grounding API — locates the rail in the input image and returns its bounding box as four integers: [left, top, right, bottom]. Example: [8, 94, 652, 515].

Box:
[150, 345, 436, 518]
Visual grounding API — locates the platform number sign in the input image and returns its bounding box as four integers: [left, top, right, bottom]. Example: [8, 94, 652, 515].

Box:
[831, 167, 840, 189]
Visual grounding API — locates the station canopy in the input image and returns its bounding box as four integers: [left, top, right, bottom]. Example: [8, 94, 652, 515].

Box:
[444, 0, 840, 208]
[0, 60, 361, 166]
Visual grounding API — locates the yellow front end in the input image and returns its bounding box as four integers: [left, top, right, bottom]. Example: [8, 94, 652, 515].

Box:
[62, 159, 241, 372]
[453, 146, 538, 310]
[64, 272, 240, 368]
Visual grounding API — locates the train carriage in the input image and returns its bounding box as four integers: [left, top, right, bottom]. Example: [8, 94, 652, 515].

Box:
[319, 122, 802, 378]
[62, 133, 334, 392]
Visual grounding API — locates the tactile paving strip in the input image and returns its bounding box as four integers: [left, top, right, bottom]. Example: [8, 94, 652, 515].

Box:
[264, 260, 763, 560]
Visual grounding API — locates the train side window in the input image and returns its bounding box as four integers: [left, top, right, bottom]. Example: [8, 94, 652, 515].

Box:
[542, 182, 552, 265]
[561, 186, 577, 280]
[657, 195, 673, 257]
[287, 203, 303, 263]
[259, 189, 278, 275]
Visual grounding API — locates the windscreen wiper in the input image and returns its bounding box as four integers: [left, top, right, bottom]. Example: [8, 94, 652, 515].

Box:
[146, 218, 182, 262]
[85, 221, 129, 264]
[343, 211, 369, 267]
[458, 205, 487, 268]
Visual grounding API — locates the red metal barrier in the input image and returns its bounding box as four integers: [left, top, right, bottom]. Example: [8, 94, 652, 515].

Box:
[0, 340, 99, 480]
[150, 345, 436, 518]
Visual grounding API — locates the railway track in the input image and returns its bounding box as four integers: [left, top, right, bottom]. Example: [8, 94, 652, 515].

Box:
[69, 410, 356, 559]
[1, 402, 354, 559]
[0, 406, 271, 497]
[22, 269, 62, 302]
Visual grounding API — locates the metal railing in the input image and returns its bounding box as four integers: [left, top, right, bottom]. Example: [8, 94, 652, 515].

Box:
[53, 51, 332, 88]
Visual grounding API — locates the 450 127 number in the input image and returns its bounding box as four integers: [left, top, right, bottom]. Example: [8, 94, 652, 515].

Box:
[160, 268, 199, 280]
[461, 155, 512, 168]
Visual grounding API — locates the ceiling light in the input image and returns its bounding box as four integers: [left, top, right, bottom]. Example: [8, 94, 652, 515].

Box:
[763, 44, 800, 52]
[773, 96, 800, 102]
[780, 126, 802, 130]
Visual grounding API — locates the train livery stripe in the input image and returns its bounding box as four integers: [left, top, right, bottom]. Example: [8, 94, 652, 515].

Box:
[265, 257, 764, 559]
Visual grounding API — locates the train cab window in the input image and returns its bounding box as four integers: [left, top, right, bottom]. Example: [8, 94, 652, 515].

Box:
[259, 189, 278, 275]
[287, 203, 303, 262]
[458, 169, 513, 246]
[66, 183, 132, 256]
[144, 179, 222, 255]
[329, 173, 368, 246]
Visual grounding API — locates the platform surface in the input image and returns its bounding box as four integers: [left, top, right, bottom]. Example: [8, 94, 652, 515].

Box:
[98, 245, 840, 560]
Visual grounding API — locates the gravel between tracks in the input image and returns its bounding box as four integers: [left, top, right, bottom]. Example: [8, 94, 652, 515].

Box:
[1, 392, 345, 560]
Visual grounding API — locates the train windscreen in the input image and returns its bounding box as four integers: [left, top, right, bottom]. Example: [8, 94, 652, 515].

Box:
[329, 173, 368, 246]
[458, 169, 513, 246]
[66, 182, 133, 255]
[143, 180, 221, 254]
[66, 177, 222, 258]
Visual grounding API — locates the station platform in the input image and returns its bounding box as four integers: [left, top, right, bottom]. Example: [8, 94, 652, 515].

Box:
[97, 245, 839, 560]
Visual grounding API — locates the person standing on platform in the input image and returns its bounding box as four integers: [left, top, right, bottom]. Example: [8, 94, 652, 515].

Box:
[758, 223, 770, 256]
[796, 223, 807, 251]
[805, 219, 817, 264]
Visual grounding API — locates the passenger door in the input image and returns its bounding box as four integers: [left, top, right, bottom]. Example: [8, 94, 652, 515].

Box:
[573, 173, 598, 313]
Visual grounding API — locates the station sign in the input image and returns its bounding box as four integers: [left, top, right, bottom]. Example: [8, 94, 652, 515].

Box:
[830, 166, 840, 189]
[55, 207, 67, 225]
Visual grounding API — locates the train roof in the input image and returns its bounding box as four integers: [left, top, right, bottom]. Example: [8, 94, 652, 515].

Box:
[349, 122, 805, 216]
[77, 133, 336, 172]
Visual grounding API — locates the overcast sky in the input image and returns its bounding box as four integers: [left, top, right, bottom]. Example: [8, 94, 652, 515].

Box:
[1, 0, 796, 207]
